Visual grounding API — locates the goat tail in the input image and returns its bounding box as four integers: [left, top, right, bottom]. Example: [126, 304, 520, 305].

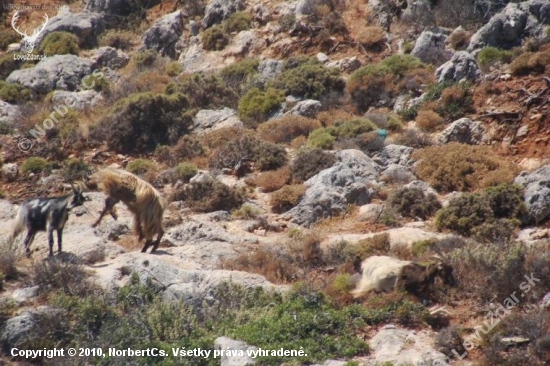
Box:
[135, 196, 165, 240]
[10, 205, 25, 242]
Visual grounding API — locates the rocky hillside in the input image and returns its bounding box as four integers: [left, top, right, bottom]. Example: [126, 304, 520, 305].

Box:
[1, 0, 550, 365]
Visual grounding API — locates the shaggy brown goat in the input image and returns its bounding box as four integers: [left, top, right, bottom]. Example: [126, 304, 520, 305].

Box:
[85, 168, 166, 253]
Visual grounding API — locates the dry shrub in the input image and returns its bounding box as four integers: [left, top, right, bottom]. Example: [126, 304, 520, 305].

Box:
[317, 109, 357, 127]
[415, 110, 443, 132]
[387, 187, 441, 220]
[171, 135, 205, 161]
[412, 143, 518, 193]
[270, 184, 307, 213]
[220, 246, 298, 283]
[124, 70, 171, 94]
[257, 115, 320, 144]
[199, 127, 253, 151]
[170, 180, 245, 212]
[250, 166, 291, 192]
[446, 28, 471, 50]
[28, 258, 97, 297]
[356, 26, 386, 49]
[393, 129, 433, 148]
[510, 50, 550, 76]
[291, 136, 307, 149]
[291, 148, 336, 183]
[301, 234, 324, 267]
[0, 239, 18, 281]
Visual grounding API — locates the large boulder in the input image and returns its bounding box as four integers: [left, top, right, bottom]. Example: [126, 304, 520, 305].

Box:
[51, 90, 102, 110]
[373, 144, 414, 167]
[86, 0, 159, 16]
[214, 337, 257, 366]
[295, 0, 333, 18]
[202, 0, 246, 29]
[0, 100, 21, 128]
[7, 55, 94, 93]
[91, 46, 129, 69]
[286, 99, 321, 118]
[468, 0, 550, 53]
[369, 325, 449, 365]
[286, 149, 380, 226]
[193, 108, 242, 133]
[142, 10, 184, 59]
[35, 10, 105, 48]
[436, 117, 485, 145]
[411, 30, 452, 66]
[178, 40, 226, 73]
[514, 165, 550, 223]
[258, 59, 283, 83]
[1, 312, 36, 350]
[435, 51, 480, 83]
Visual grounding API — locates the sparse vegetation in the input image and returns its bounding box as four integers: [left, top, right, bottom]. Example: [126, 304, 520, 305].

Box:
[510, 50, 550, 75]
[39, 32, 79, 56]
[170, 179, 245, 212]
[174, 162, 198, 182]
[98, 29, 135, 51]
[291, 148, 337, 183]
[387, 187, 441, 220]
[258, 115, 321, 144]
[412, 143, 518, 193]
[477, 47, 513, 71]
[270, 184, 307, 213]
[20, 157, 49, 175]
[0, 80, 31, 103]
[250, 166, 291, 192]
[91, 92, 192, 154]
[237, 87, 285, 127]
[267, 56, 345, 100]
[126, 159, 157, 175]
[435, 183, 526, 241]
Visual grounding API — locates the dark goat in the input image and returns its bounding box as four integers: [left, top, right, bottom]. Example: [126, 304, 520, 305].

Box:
[10, 184, 88, 257]
[397, 260, 455, 298]
[351, 255, 455, 300]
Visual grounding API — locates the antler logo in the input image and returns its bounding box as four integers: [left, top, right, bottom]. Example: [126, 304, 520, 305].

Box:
[11, 11, 49, 54]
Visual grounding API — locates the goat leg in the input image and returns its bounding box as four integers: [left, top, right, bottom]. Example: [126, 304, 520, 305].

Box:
[92, 197, 118, 227]
[47, 226, 55, 257]
[56, 228, 63, 255]
[151, 229, 165, 253]
[22, 231, 35, 258]
[141, 239, 152, 253]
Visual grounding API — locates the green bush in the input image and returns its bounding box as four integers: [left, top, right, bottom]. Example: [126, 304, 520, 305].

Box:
[232, 204, 262, 219]
[291, 148, 337, 183]
[126, 159, 157, 175]
[267, 56, 345, 99]
[330, 118, 377, 138]
[39, 32, 79, 56]
[0, 28, 19, 51]
[220, 58, 260, 94]
[202, 24, 229, 50]
[387, 187, 441, 220]
[307, 128, 336, 149]
[130, 49, 160, 70]
[0, 80, 31, 103]
[170, 179, 245, 212]
[201, 12, 252, 51]
[476, 47, 513, 71]
[237, 87, 285, 127]
[0, 53, 22, 79]
[223, 11, 252, 33]
[20, 157, 48, 174]
[165, 61, 182, 77]
[435, 184, 526, 239]
[98, 29, 134, 51]
[347, 55, 427, 112]
[174, 162, 198, 182]
[165, 73, 238, 109]
[91, 92, 192, 154]
[62, 158, 90, 181]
